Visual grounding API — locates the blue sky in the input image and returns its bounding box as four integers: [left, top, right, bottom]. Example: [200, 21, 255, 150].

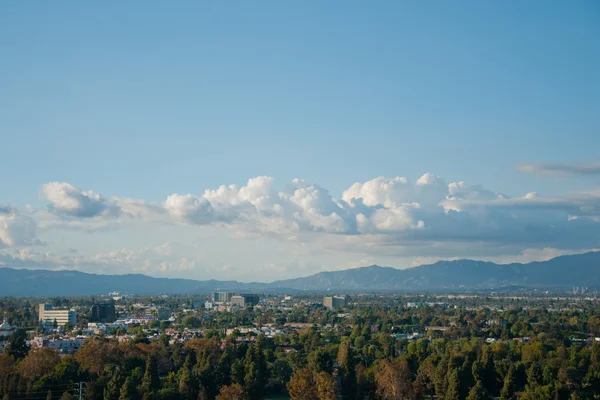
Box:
[1, 1, 599, 281]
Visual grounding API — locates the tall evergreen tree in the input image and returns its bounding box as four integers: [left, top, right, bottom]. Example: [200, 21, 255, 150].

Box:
[104, 370, 123, 400]
[243, 342, 268, 400]
[118, 378, 134, 400]
[337, 343, 357, 400]
[526, 362, 542, 388]
[466, 381, 491, 400]
[179, 355, 197, 400]
[446, 368, 461, 400]
[141, 355, 160, 394]
[500, 365, 517, 400]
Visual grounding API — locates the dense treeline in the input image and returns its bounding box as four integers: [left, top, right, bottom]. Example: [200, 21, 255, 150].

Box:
[2, 296, 600, 399]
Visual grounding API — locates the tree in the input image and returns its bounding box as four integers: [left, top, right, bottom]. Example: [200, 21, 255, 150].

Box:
[197, 384, 209, 400]
[85, 382, 98, 400]
[337, 343, 357, 400]
[466, 381, 491, 400]
[141, 354, 160, 393]
[119, 378, 135, 400]
[76, 337, 110, 375]
[178, 355, 197, 400]
[5, 329, 29, 360]
[526, 362, 542, 389]
[243, 342, 267, 400]
[104, 370, 123, 400]
[446, 368, 461, 400]
[182, 316, 202, 329]
[500, 365, 517, 400]
[375, 358, 413, 400]
[287, 368, 318, 400]
[59, 392, 74, 400]
[315, 371, 337, 400]
[215, 384, 245, 400]
[308, 348, 332, 374]
[17, 348, 61, 381]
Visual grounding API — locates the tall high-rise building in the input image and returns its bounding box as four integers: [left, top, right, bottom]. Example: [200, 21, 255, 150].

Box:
[90, 304, 116, 323]
[212, 292, 233, 304]
[38, 304, 76, 326]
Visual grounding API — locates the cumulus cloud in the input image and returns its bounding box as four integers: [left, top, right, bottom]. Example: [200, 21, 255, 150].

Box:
[518, 162, 600, 176]
[0, 206, 41, 248]
[34, 174, 600, 253]
[42, 182, 120, 217]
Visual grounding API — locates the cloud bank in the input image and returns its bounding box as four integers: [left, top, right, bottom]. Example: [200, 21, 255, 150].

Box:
[36, 174, 600, 252]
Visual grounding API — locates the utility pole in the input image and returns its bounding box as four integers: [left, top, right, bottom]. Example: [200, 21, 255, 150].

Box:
[74, 382, 84, 400]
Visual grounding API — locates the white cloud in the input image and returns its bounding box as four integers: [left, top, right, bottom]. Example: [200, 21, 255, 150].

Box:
[42, 182, 120, 218]
[27, 173, 600, 257]
[0, 206, 41, 247]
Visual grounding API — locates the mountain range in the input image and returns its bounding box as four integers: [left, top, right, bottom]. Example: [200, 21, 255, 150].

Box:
[1, 251, 599, 296]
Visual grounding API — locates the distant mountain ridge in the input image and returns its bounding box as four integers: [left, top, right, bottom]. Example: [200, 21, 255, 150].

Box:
[0, 251, 599, 296]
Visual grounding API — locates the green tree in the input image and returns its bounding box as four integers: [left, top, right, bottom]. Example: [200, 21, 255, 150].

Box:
[118, 378, 135, 400]
[178, 355, 196, 400]
[337, 343, 357, 400]
[141, 354, 160, 394]
[466, 381, 491, 400]
[104, 370, 123, 400]
[243, 342, 268, 400]
[500, 365, 517, 400]
[446, 368, 461, 400]
[526, 362, 542, 389]
[5, 329, 29, 360]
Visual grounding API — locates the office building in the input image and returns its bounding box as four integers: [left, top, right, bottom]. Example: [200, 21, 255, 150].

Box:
[38, 304, 76, 326]
[230, 294, 260, 308]
[90, 304, 116, 323]
[323, 296, 347, 310]
[212, 292, 233, 304]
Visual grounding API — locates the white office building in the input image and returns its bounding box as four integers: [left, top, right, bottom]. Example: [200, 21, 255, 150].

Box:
[38, 304, 76, 327]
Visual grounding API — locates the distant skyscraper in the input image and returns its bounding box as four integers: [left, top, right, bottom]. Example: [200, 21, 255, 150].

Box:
[90, 304, 116, 323]
[212, 292, 233, 304]
[323, 296, 347, 310]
